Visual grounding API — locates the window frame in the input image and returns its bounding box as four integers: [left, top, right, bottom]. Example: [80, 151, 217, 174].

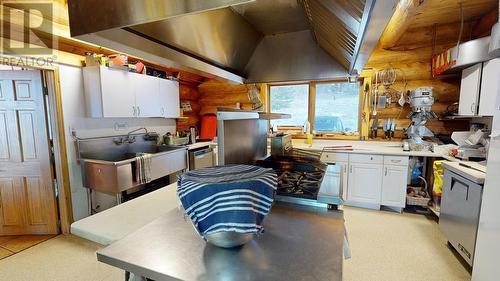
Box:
[268, 82, 311, 128]
[267, 79, 363, 136]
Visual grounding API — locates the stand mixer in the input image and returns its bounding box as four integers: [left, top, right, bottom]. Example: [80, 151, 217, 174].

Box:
[405, 87, 437, 150]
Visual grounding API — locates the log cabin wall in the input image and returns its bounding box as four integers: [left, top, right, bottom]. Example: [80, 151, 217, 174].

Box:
[361, 0, 499, 140]
[198, 80, 255, 116]
[176, 83, 202, 132]
[361, 22, 477, 140]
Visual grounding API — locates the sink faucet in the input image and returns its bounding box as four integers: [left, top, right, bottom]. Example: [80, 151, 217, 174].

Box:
[113, 127, 148, 145]
[126, 127, 148, 143]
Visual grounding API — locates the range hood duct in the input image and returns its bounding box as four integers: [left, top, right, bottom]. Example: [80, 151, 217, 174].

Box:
[67, 0, 396, 84]
[438, 36, 496, 74]
[489, 0, 500, 57]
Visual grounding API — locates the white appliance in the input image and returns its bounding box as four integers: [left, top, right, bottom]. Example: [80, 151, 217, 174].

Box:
[472, 90, 500, 278]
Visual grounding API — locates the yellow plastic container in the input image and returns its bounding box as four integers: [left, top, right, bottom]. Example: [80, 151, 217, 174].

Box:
[433, 160, 445, 196]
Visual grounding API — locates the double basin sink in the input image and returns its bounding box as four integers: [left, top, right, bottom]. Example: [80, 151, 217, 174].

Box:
[80, 143, 187, 194]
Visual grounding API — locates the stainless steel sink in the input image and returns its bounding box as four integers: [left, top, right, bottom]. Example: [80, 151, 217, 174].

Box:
[77, 136, 187, 193]
[80, 144, 185, 164]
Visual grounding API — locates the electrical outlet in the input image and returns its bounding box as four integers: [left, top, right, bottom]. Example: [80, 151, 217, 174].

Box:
[114, 122, 128, 131]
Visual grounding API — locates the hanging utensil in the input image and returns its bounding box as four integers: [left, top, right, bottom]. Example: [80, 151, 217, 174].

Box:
[390, 119, 397, 139]
[398, 91, 405, 106]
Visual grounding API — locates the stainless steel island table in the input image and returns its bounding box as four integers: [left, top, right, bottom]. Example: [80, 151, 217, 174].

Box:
[97, 203, 344, 281]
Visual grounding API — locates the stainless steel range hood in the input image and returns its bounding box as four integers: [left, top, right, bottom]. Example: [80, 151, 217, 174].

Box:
[437, 36, 497, 74]
[68, 0, 396, 83]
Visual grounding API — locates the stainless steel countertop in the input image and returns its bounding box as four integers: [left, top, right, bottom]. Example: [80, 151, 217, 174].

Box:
[97, 203, 344, 281]
[442, 161, 486, 184]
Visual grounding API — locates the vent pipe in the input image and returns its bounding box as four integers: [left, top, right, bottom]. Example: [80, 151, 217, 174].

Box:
[489, 0, 500, 57]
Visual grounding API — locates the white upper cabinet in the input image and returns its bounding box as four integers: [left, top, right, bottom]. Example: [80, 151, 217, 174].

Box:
[134, 74, 160, 117]
[83, 66, 180, 118]
[159, 79, 180, 118]
[84, 66, 136, 118]
[479, 58, 500, 116]
[459, 63, 482, 116]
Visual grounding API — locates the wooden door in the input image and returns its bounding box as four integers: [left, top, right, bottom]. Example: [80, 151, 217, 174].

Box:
[134, 74, 160, 117]
[0, 70, 58, 235]
[381, 165, 407, 208]
[159, 79, 180, 118]
[347, 163, 383, 204]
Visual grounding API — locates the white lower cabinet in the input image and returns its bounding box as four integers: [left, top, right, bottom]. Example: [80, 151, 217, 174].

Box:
[321, 152, 409, 210]
[347, 163, 383, 205]
[381, 164, 408, 208]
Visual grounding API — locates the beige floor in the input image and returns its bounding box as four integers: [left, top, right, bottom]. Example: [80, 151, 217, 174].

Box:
[0, 207, 471, 281]
[344, 207, 471, 281]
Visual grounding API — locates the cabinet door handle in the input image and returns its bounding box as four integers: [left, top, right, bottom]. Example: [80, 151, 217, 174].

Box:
[471, 102, 476, 114]
[161, 107, 165, 115]
[137, 106, 141, 116]
[132, 106, 136, 116]
[350, 166, 352, 173]
[385, 167, 388, 176]
[451, 177, 470, 200]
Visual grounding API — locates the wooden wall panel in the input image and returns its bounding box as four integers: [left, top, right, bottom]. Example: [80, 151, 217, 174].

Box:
[198, 80, 255, 116]
[176, 83, 202, 132]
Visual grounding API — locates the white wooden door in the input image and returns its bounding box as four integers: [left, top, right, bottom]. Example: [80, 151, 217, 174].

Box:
[381, 165, 408, 208]
[479, 58, 500, 116]
[135, 74, 161, 117]
[0, 71, 58, 235]
[459, 63, 482, 116]
[100, 67, 135, 118]
[159, 79, 180, 118]
[347, 163, 383, 204]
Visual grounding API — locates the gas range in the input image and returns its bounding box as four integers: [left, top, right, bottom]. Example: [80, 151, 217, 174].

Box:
[256, 153, 343, 209]
[277, 170, 324, 199]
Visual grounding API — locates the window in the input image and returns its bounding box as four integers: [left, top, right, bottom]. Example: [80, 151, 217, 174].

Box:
[268, 81, 361, 134]
[269, 84, 309, 127]
[314, 82, 359, 133]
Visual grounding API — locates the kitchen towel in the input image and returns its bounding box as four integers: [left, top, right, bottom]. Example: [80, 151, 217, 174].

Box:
[177, 164, 277, 239]
[135, 153, 152, 184]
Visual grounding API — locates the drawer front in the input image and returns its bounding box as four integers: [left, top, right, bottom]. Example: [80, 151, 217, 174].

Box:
[320, 152, 349, 163]
[384, 156, 409, 166]
[349, 154, 383, 164]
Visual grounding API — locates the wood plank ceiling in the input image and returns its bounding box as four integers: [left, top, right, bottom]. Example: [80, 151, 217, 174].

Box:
[361, 0, 499, 139]
[411, 0, 498, 28]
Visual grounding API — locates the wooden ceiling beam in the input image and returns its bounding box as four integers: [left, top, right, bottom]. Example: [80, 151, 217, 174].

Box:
[379, 0, 430, 50]
[472, 6, 499, 38]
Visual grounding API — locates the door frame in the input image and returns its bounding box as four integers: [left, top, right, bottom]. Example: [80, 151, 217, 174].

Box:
[0, 56, 73, 234]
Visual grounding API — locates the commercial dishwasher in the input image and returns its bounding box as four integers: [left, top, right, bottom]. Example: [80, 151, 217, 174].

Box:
[188, 147, 215, 170]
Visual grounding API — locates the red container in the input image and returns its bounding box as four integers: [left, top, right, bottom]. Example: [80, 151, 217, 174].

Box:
[200, 114, 217, 140]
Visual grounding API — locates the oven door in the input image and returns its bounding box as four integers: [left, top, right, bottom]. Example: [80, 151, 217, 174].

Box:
[317, 164, 343, 206]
